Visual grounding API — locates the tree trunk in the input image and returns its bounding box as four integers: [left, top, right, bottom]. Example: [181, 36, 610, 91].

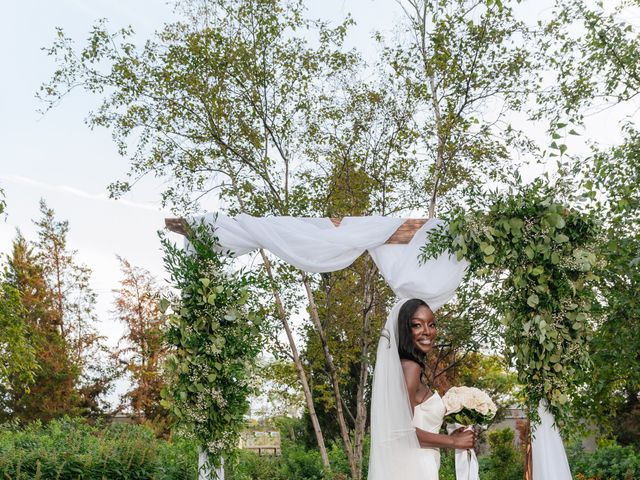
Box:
[410, 1, 446, 220]
[524, 423, 533, 480]
[302, 273, 359, 480]
[228, 177, 331, 469]
[353, 255, 377, 479]
[428, 75, 444, 220]
[260, 251, 331, 470]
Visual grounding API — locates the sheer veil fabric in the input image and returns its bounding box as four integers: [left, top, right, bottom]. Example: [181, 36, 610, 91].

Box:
[187, 213, 572, 480]
[368, 298, 441, 480]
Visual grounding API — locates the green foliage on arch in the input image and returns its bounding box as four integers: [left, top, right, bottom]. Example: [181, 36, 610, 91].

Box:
[159, 223, 264, 468]
[423, 177, 601, 426]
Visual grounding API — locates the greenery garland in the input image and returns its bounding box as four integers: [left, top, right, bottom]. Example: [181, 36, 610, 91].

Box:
[159, 223, 263, 469]
[423, 178, 601, 426]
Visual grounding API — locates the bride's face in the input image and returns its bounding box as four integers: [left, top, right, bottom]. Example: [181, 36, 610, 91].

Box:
[410, 305, 436, 354]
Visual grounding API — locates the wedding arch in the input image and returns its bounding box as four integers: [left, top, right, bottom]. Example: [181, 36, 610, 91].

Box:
[165, 213, 572, 480]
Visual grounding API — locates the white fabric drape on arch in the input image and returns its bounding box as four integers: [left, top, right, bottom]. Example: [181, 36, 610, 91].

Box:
[187, 212, 571, 480]
[190, 213, 466, 308]
[532, 402, 573, 480]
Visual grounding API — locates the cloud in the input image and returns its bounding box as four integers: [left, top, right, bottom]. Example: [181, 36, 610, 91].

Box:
[0, 174, 166, 212]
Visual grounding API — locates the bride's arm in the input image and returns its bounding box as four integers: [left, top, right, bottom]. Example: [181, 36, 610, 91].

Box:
[401, 360, 474, 450]
[416, 428, 474, 449]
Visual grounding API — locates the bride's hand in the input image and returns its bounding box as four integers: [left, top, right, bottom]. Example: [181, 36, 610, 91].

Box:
[450, 427, 475, 449]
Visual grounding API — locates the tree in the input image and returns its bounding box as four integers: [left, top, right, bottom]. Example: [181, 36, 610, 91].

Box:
[394, 0, 540, 217]
[113, 256, 168, 430]
[0, 282, 37, 393]
[39, 1, 544, 476]
[0, 186, 6, 217]
[1, 234, 80, 422]
[33, 200, 112, 416]
[40, 0, 364, 470]
[34, 200, 96, 352]
[532, 0, 640, 440]
[302, 256, 393, 444]
[454, 352, 520, 409]
[1, 203, 114, 422]
[571, 129, 640, 442]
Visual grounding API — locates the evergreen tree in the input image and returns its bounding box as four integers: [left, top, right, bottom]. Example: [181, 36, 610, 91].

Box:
[1, 234, 80, 422]
[0, 282, 37, 396]
[32, 200, 113, 417]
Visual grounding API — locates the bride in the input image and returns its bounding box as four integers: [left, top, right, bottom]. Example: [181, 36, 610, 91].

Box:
[368, 298, 475, 480]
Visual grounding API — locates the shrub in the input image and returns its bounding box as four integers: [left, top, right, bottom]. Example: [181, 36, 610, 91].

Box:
[226, 440, 327, 480]
[569, 440, 640, 480]
[0, 417, 197, 479]
[278, 440, 326, 480]
[227, 448, 282, 480]
[439, 449, 456, 480]
[478, 428, 524, 480]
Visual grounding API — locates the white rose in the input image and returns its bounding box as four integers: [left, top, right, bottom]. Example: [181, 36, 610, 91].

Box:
[443, 386, 497, 419]
[442, 388, 464, 414]
[475, 401, 490, 415]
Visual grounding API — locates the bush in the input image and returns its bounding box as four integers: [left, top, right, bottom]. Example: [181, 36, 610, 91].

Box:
[226, 440, 327, 480]
[478, 428, 524, 480]
[279, 440, 326, 479]
[569, 440, 640, 480]
[439, 449, 456, 480]
[227, 419, 368, 480]
[0, 417, 197, 479]
[227, 449, 282, 480]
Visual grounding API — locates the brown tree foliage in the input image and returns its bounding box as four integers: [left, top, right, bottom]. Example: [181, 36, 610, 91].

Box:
[1, 234, 80, 422]
[1, 202, 112, 422]
[113, 256, 168, 431]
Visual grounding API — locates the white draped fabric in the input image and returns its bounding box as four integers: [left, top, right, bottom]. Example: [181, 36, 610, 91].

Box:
[187, 212, 572, 480]
[446, 424, 480, 480]
[190, 213, 466, 308]
[532, 401, 573, 480]
[196, 213, 404, 272]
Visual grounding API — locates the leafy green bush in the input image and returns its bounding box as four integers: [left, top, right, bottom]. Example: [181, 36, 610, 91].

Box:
[439, 449, 456, 480]
[227, 436, 360, 480]
[0, 417, 197, 479]
[569, 440, 640, 480]
[478, 428, 524, 480]
[227, 448, 282, 480]
[279, 440, 326, 479]
[226, 440, 326, 480]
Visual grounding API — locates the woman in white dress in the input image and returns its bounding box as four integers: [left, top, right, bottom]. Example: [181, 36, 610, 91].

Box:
[368, 298, 475, 480]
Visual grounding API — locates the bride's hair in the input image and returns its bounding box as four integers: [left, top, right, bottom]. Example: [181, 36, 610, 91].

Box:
[397, 298, 431, 369]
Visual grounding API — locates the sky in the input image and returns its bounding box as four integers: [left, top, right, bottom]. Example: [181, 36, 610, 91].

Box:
[0, 0, 635, 410]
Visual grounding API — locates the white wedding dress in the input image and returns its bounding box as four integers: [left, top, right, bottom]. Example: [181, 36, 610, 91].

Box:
[412, 392, 446, 476]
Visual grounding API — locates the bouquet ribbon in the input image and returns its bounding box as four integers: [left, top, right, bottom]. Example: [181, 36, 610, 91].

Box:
[446, 423, 479, 480]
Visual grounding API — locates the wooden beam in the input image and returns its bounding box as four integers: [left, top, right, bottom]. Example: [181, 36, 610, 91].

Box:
[165, 217, 188, 236]
[164, 217, 428, 244]
[524, 426, 533, 480]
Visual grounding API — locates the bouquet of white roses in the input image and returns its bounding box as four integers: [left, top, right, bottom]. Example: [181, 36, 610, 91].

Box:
[442, 386, 497, 480]
[442, 386, 497, 426]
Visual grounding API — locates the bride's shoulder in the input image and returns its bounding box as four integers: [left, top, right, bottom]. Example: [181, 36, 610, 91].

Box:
[400, 359, 422, 378]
